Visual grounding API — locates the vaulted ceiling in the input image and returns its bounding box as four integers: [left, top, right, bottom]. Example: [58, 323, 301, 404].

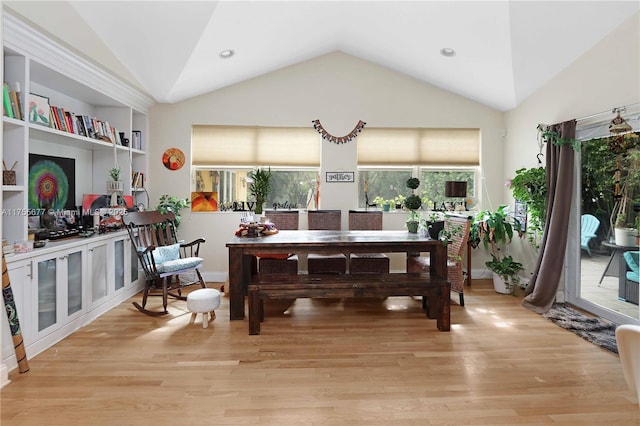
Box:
[5, 1, 639, 111]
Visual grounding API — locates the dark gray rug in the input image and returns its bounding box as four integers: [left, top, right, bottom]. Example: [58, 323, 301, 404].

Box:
[543, 303, 619, 354]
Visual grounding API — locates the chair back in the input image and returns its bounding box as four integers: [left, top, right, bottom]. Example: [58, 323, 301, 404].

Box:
[122, 210, 179, 278]
[308, 210, 341, 230]
[349, 210, 383, 230]
[581, 214, 600, 238]
[265, 210, 299, 230]
[445, 215, 471, 261]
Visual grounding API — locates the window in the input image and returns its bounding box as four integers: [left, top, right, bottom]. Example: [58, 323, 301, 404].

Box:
[358, 168, 476, 209]
[191, 125, 320, 210]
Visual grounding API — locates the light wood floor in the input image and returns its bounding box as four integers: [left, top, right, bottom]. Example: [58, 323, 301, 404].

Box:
[2, 280, 638, 425]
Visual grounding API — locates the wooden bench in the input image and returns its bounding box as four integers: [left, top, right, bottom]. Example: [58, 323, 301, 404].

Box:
[248, 273, 451, 335]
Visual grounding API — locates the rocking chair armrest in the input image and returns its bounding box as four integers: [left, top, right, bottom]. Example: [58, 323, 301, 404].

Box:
[180, 238, 206, 248]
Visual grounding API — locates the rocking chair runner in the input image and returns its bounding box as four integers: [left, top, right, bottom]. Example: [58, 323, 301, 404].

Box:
[123, 210, 206, 316]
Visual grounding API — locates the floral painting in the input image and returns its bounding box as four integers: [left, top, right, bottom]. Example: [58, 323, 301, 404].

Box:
[28, 93, 51, 126]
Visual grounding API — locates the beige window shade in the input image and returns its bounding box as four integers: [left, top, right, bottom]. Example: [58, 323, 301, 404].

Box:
[192, 125, 320, 167]
[357, 128, 480, 166]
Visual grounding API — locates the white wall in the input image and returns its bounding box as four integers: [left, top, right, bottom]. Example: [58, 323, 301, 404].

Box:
[148, 52, 505, 279]
[504, 13, 640, 280]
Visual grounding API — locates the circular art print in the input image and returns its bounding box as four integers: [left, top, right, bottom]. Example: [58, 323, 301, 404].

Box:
[28, 159, 69, 210]
[162, 148, 185, 171]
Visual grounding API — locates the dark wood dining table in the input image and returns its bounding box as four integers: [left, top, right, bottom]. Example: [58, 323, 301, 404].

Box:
[226, 230, 448, 320]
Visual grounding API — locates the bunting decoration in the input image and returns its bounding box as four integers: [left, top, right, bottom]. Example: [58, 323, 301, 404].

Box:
[312, 119, 366, 144]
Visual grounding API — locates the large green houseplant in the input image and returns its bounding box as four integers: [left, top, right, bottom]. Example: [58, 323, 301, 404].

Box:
[471, 204, 525, 293]
[157, 194, 190, 228]
[248, 167, 272, 216]
[507, 166, 546, 249]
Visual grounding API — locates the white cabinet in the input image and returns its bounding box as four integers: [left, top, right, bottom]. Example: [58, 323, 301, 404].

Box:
[1, 10, 153, 373]
[1, 233, 143, 372]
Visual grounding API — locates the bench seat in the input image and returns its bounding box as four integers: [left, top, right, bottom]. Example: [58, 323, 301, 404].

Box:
[248, 273, 450, 335]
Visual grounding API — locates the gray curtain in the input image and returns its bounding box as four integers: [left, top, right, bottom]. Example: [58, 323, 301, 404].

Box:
[522, 119, 576, 313]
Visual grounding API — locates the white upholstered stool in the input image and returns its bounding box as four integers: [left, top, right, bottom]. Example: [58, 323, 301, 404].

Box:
[186, 288, 221, 328]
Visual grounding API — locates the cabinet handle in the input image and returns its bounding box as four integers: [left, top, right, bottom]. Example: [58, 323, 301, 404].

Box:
[26, 261, 32, 278]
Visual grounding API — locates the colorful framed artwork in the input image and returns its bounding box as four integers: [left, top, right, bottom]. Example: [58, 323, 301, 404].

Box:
[191, 192, 218, 212]
[82, 194, 134, 214]
[162, 148, 185, 170]
[28, 93, 51, 126]
[28, 154, 75, 210]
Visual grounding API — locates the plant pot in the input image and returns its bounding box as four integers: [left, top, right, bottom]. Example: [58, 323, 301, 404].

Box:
[491, 272, 513, 294]
[614, 227, 636, 247]
[406, 221, 419, 233]
[427, 221, 444, 239]
[382, 204, 390, 212]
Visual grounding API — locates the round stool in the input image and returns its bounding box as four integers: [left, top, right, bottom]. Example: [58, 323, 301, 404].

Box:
[186, 288, 221, 328]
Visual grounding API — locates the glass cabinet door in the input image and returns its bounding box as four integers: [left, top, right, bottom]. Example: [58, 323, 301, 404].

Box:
[37, 258, 57, 332]
[89, 243, 108, 303]
[130, 240, 139, 283]
[67, 250, 83, 316]
[114, 240, 125, 291]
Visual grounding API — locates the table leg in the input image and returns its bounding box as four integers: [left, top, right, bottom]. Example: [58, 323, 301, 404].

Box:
[228, 247, 245, 320]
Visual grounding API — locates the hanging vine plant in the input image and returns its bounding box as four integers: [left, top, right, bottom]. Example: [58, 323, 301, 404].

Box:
[508, 167, 547, 231]
[537, 124, 580, 151]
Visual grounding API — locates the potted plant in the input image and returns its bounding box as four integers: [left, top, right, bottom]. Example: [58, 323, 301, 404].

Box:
[471, 204, 525, 294]
[157, 194, 190, 228]
[423, 211, 445, 239]
[248, 167, 272, 219]
[373, 196, 395, 212]
[507, 166, 546, 249]
[403, 177, 422, 233]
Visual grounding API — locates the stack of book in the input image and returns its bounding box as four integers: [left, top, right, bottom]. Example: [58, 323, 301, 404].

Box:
[48, 105, 123, 145]
[131, 171, 145, 188]
[2, 82, 23, 120]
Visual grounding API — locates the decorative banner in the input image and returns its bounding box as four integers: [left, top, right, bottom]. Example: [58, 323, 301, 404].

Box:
[312, 119, 366, 144]
[2, 253, 29, 373]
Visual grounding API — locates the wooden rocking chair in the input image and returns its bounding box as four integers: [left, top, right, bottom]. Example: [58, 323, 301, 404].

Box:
[123, 210, 206, 316]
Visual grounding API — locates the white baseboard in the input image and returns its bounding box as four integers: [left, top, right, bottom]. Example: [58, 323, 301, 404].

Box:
[1, 363, 10, 388]
[202, 271, 228, 283]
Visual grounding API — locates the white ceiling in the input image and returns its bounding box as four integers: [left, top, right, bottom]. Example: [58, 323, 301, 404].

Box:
[10, 1, 639, 111]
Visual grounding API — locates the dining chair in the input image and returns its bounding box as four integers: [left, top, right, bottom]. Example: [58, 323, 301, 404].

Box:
[407, 214, 471, 306]
[257, 210, 300, 274]
[307, 210, 347, 274]
[348, 210, 390, 274]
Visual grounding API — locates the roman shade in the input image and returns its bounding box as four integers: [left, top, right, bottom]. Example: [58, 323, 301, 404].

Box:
[192, 125, 320, 167]
[357, 128, 480, 166]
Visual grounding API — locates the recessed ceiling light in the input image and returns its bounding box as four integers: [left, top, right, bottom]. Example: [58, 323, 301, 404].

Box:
[440, 48, 456, 57]
[219, 49, 235, 59]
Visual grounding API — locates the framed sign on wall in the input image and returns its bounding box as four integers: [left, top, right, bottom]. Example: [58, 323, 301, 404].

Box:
[326, 171, 354, 183]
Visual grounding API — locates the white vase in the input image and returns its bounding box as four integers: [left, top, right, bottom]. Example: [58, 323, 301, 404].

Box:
[492, 272, 513, 294]
[614, 227, 637, 247]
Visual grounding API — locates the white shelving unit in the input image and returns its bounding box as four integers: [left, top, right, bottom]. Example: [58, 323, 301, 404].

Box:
[1, 12, 155, 376]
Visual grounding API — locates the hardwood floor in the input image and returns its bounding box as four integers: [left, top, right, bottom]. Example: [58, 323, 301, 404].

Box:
[2, 280, 638, 425]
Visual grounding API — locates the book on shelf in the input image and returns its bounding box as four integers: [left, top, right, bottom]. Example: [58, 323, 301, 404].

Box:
[131, 171, 144, 188]
[10, 89, 22, 120]
[3, 83, 14, 118]
[12, 82, 23, 121]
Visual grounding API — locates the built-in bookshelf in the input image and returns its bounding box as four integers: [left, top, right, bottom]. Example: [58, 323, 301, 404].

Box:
[1, 11, 155, 377]
[2, 12, 155, 245]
